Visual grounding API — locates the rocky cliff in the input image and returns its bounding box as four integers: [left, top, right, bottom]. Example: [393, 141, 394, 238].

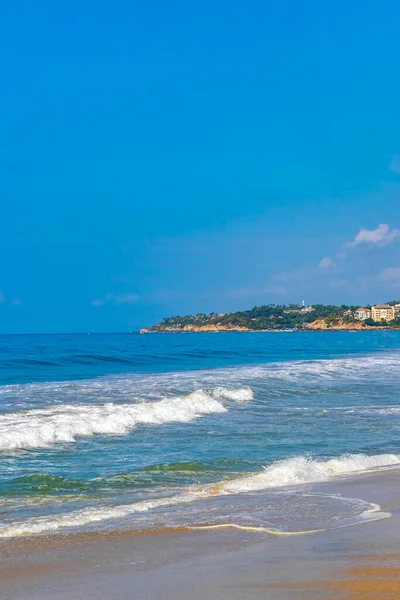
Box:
[304, 319, 380, 330]
[140, 323, 251, 333]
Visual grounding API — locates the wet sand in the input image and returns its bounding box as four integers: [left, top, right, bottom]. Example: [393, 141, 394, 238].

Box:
[1, 469, 400, 599]
[266, 554, 400, 599]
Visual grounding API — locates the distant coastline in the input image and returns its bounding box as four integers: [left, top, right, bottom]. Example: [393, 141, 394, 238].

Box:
[141, 302, 400, 333]
[140, 326, 391, 333]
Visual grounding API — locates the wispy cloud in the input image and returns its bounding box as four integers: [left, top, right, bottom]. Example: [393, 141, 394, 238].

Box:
[0, 293, 22, 307]
[344, 224, 400, 248]
[91, 299, 104, 307]
[319, 257, 334, 269]
[90, 293, 114, 307]
[114, 294, 140, 305]
[264, 221, 400, 300]
[91, 293, 139, 307]
[389, 155, 400, 174]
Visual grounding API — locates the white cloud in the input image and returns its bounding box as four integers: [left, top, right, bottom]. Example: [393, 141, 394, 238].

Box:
[91, 293, 139, 307]
[319, 257, 333, 269]
[344, 224, 400, 248]
[389, 155, 400, 174]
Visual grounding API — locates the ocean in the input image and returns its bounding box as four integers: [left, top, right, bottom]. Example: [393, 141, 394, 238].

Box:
[0, 331, 400, 539]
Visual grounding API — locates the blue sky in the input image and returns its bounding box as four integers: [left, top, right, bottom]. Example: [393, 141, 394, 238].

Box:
[1, 0, 400, 333]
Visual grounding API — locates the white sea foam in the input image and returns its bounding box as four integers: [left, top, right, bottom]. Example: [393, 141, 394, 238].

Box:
[354, 407, 400, 415]
[0, 388, 253, 451]
[212, 453, 400, 494]
[2, 351, 399, 403]
[213, 386, 253, 402]
[0, 452, 398, 538]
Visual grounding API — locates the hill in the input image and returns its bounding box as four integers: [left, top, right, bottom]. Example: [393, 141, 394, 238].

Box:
[140, 304, 393, 332]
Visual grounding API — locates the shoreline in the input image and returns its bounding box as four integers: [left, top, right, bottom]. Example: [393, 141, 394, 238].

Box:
[2, 469, 400, 599]
[140, 327, 396, 333]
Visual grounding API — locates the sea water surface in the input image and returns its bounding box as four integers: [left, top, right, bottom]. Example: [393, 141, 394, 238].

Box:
[0, 331, 400, 538]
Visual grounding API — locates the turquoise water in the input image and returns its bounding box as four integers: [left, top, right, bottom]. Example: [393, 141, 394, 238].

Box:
[0, 331, 400, 537]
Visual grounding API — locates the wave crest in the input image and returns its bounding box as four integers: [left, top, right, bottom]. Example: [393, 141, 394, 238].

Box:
[213, 453, 400, 494]
[0, 452, 398, 538]
[0, 387, 254, 451]
[213, 387, 253, 402]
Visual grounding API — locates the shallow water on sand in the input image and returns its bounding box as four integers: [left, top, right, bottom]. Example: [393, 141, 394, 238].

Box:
[1, 331, 400, 537]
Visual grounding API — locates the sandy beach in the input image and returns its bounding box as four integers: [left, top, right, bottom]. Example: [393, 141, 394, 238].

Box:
[1, 468, 399, 599]
[2, 0, 400, 591]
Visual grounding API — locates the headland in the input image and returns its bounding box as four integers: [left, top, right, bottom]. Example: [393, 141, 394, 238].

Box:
[141, 302, 400, 332]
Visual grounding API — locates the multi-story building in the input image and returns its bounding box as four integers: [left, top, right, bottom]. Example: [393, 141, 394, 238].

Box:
[354, 307, 371, 320]
[371, 304, 395, 322]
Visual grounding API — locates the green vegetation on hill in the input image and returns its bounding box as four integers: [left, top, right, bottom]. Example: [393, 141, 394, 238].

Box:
[144, 303, 371, 331]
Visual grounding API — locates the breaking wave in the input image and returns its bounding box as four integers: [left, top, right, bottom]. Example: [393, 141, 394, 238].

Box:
[0, 387, 252, 451]
[209, 453, 400, 494]
[213, 386, 253, 402]
[0, 452, 397, 538]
